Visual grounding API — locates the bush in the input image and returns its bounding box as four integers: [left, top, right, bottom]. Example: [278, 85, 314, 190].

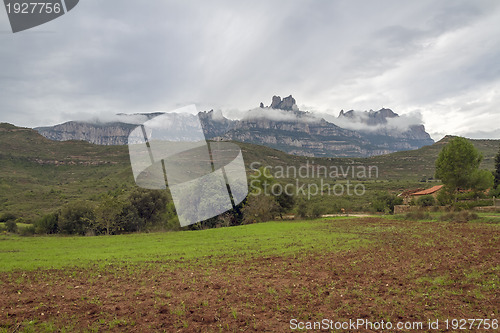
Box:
[456, 191, 477, 201]
[417, 195, 436, 207]
[5, 220, 17, 233]
[372, 192, 403, 214]
[163, 202, 180, 230]
[296, 201, 308, 218]
[34, 213, 59, 234]
[405, 211, 431, 220]
[58, 201, 95, 235]
[309, 205, 322, 218]
[0, 212, 16, 222]
[490, 186, 500, 198]
[437, 187, 454, 206]
[241, 194, 279, 224]
[275, 192, 295, 218]
[19, 225, 35, 236]
[453, 200, 493, 210]
[439, 211, 479, 223]
[128, 189, 168, 229]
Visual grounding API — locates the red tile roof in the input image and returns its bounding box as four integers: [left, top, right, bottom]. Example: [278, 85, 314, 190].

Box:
[412, 185, 444, 196]
[398, 188, 424, 197]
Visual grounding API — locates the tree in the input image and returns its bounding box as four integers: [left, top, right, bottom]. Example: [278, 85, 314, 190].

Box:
[249, 166, 276, 195]
[116, 203, 144, 232]
[128, 189, 168, 229]
[275, 191, 295, 219]
[437, 187, 455, 205]
[470, 169, 494, 195]
[309, 204, 322, 218]
[241, 194, 279, 224]
[296, 201, 308, 218]
[494, 146, 500, 189]
[435, 137, 483, 194]
[58, 201, 95, 235]
[5, 220, 17, 233]
[95, 195, 125, 235]
[34, 213, 58, 234]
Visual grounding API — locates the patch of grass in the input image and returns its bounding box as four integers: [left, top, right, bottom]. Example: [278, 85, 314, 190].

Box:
[0, 217, 371, 272]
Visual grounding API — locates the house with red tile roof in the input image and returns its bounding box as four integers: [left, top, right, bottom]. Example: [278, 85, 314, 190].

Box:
[399, 185, 444, 204]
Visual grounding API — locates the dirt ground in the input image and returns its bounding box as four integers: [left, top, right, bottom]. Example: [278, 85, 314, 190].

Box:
[1, 218, 498, 332]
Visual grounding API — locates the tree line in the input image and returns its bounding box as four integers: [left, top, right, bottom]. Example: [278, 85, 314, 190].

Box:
[1, 173, 298, 235]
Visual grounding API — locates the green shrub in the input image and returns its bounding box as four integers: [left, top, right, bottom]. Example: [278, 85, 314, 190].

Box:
[372, 192, 403, 214]
[19, 225, 35, 236]
[127, 189, 168, 229]
[417, 195, 435, 207]
[489, 186, 500, 198]
[34, 213, 59, 234]
[439, 211, 479, 223]
[309, 205, 322, 218]
[276, 192, 295, 217]
[58, 201, 96, 235]
[453, 199, 492, 210]
[296, 201, 308, 218]
[437, 187, 454, 205]
[405, 211, 431, 220]
[5, 220, 17, 233]
[242, 194, 280, 224]
[0, 212, 17, 222]
[456, 191, 477, 201]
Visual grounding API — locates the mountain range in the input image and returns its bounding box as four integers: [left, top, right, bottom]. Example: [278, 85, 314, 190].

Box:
[36, 95, 434, 157]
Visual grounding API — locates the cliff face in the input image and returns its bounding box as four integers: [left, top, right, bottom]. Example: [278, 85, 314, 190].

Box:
[200, 113, 380, 157]
[36, 122, 137, 145]
[35, 112, 164, 145]
[35, 95, 434, 157]
[197, 96, 434, 157]
[335, 108, 434, 152]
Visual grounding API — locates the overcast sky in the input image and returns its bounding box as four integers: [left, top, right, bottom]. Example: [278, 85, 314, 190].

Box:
[1, 0, 499, 141]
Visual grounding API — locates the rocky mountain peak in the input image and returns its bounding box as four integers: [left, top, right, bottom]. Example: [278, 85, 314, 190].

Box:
[339, 108, 399, 126]
[270, 95, 297, 111]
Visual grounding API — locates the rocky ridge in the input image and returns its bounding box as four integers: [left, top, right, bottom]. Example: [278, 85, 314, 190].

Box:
[35, 95, 434, 157]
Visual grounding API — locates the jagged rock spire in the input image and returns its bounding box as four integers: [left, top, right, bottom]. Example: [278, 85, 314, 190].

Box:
[270, 95, 297, 111]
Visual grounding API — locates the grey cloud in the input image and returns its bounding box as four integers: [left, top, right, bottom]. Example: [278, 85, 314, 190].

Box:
[0, 0, 499, 139]
[462, 129, 500, 140]
[241, 107, 319, 123]
[318, 110, 424, 133]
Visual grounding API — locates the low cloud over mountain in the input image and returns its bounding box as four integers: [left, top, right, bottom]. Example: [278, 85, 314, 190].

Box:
[36, 95, 434, 158]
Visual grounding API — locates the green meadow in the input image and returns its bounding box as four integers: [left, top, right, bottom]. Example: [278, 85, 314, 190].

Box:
[0, 218, 371, 272]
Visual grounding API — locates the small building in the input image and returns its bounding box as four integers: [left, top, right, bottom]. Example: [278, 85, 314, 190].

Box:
[399, 185, 444, 204]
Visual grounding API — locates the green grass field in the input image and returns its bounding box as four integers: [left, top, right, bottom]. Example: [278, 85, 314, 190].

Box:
[0, 218, 371, 272]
